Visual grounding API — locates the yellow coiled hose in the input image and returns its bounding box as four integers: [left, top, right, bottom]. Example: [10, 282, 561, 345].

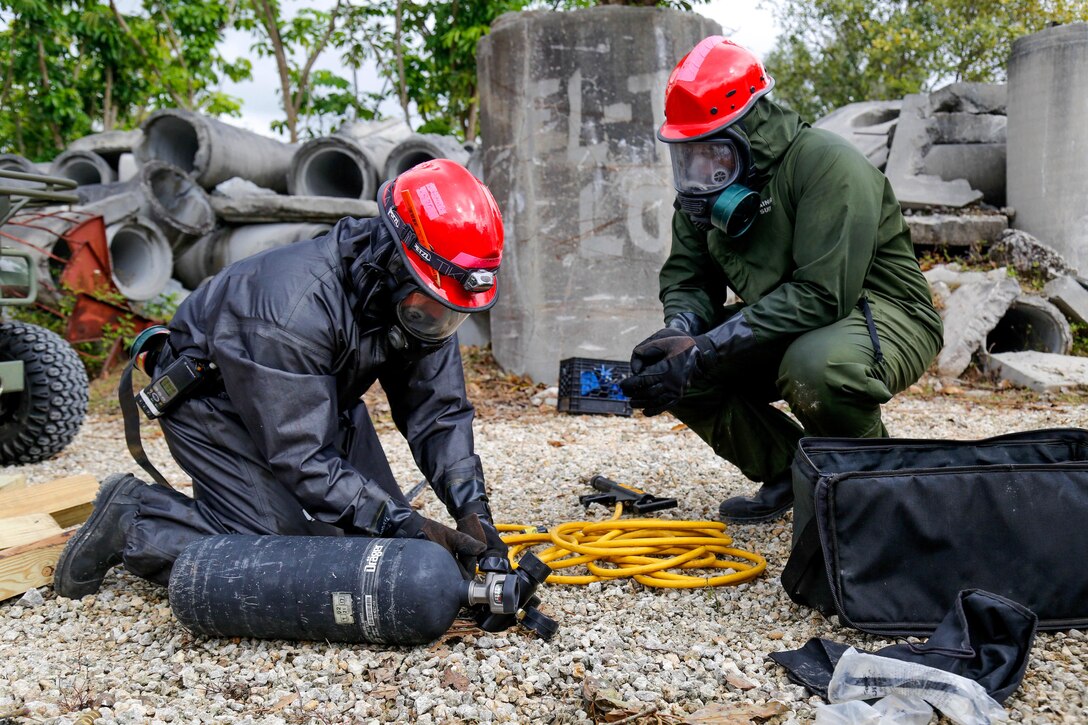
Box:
[498, 504, 766, 588]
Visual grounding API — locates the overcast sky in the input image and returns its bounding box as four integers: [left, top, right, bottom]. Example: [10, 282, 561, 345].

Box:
[166, 1, 782, 138]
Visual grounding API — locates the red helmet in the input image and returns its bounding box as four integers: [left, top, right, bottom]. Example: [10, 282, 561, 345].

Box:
[379, 159, 503, 313]
[658, 36, 775, 143]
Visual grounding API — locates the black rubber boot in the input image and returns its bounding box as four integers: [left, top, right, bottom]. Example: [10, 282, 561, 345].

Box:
[53, 473, 144, 599]
[718, 474, 794, 523]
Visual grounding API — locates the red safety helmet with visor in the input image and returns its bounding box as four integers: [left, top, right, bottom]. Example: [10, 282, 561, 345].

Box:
[657, 36, 774, 143]
[379, 159, 503, 343]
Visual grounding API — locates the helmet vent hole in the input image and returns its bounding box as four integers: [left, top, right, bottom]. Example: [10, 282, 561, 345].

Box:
[750, 86, 756, 94]
[710, 107, 718, 115]
[726, 89, 736, 98]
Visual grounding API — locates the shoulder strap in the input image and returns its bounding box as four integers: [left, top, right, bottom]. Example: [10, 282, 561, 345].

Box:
[118, 360, 173, 489]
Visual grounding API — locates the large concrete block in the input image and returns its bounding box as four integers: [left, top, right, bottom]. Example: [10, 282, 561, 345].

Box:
[922, 143, 1006, 206]
[930, 82, 1007, 114]
[478, 8, 720, 383]
[932, 113, 1006, 144]
[907, 213, 1007, 247]
[936, 275, 1020, 377]
[885, 94, 983, 209]
[1008, 23, 1088, 274]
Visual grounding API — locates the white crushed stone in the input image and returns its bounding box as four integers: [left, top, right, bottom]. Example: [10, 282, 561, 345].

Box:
[2, 389, 1088, 723]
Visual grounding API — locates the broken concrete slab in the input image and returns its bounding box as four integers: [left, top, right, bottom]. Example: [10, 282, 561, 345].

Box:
[989, 228, 1077, 283]
[981, 351, 1088, 392]
[923, 264, 1010, 290]
[908, 212, 1008, 247]
[888, 174, 984, 209]
[209, 194, 378, 224]
[936, 275, 1021, 377]
[885, 94, 984, 209]
[884, 94, 933, 178]
[922, 143, 1006, 206]
[987, 294, 1072, 355]
[932, 113, 1007, 144]
[813, 100, 900, 169]
[930, 82, 1007, 115]
[1044, 275, 1088, 326]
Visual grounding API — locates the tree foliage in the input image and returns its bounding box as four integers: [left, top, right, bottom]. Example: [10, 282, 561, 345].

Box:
[766, 0, 1088, 121]
[0, 0, 247, 160]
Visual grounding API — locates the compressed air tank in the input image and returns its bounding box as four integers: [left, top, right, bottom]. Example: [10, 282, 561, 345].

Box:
[169, 535, 467, 645]
[1007, 23, 1088, 271]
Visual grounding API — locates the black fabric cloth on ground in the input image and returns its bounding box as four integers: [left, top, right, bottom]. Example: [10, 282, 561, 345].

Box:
[768, 589, 1038, 704]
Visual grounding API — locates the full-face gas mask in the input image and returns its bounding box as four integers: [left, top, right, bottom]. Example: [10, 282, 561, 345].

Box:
[670, 127, 761, 237]
[384, 253, 469, 357]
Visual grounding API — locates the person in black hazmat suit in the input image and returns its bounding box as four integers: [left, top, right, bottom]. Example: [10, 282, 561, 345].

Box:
[54, 159, 511, 598]
[620, 37, 943, 529]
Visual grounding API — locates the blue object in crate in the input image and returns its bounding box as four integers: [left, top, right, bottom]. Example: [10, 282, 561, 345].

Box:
[579, 365, 627, 400]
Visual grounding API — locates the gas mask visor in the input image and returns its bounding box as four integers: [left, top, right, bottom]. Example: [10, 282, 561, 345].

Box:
[670, 140, 760, 238]
[395, 290, 469, 343]
[669, 140, 741, 194]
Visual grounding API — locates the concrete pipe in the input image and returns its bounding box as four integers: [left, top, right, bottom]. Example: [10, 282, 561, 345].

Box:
[69, 129, 141, 159]
[288, 119, 411, 200]
[136, 109, 296, 192]
[1008, 23, 1088, 272]
[106, 216, 173, 301]
[73, 162, 215, 251]
[289, 135, 378, 200]
[174, 222, 331, 289]
[383, 133, 471, 179]
[0, 154, 38, 173]
[987, 295, 1073, 355]
[51, 150, 116, 186]
[140, 161, 216, 249]
[0, 154, 44, 189]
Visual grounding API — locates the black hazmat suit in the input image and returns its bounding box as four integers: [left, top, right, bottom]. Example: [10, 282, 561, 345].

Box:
[121, 216, 489, 584]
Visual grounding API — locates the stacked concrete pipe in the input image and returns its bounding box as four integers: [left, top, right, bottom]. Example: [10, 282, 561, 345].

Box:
[51, 149, 117, 186]
[383, 133, 471, 179]
[105, 216, 173, 301]
[174, 222, 332, 290]
[289, 119, 412, 200]
[136, 109, 296, 192]
[0, 154, 38, 173]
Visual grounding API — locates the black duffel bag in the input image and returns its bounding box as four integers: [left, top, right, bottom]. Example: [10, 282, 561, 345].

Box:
[782, 428, 1088, 635]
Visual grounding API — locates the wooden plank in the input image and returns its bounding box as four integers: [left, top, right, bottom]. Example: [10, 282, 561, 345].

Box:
[0, 514, 63, 550]
[0, 474, 98, 528]
[0, 473, 26, 493]
[0, 529, 75, 601]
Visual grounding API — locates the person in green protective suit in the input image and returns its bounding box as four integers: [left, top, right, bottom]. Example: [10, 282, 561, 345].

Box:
[620, 36, 943, 525]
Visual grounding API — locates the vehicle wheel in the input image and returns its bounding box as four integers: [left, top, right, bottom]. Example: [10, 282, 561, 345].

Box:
[0, 321, 89, 464]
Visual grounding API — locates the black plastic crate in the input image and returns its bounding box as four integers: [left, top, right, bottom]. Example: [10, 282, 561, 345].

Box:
[557, 357, 632, 416]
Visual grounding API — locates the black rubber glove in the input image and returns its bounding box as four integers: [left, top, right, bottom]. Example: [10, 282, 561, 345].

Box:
[455, 500, 510, 573]
[621, 329, 700, 416]
[396, 512, 486, 579]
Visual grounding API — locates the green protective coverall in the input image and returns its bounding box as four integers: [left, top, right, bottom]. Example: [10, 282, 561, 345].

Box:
[660, 99, 943, 494]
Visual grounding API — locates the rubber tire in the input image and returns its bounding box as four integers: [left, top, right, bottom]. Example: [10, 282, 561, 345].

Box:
[0, 321, 89, 465]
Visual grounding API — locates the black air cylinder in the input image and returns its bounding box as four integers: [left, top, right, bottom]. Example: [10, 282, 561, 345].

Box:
[168, 535, 467, 645]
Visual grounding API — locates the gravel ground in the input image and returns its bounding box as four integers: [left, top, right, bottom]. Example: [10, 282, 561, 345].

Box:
[2, 378, 1088, 724]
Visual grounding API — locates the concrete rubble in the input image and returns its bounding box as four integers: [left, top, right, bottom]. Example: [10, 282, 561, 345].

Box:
[2, 111, 468, 315]
[989, 228, 1077, 284]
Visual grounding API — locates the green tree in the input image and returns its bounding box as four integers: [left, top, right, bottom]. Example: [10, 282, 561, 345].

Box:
[766, 0, 1088, 121]
[0, 1, 247, 160]
[340, 0, 711, 142]
[239, 0, 384, 142]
